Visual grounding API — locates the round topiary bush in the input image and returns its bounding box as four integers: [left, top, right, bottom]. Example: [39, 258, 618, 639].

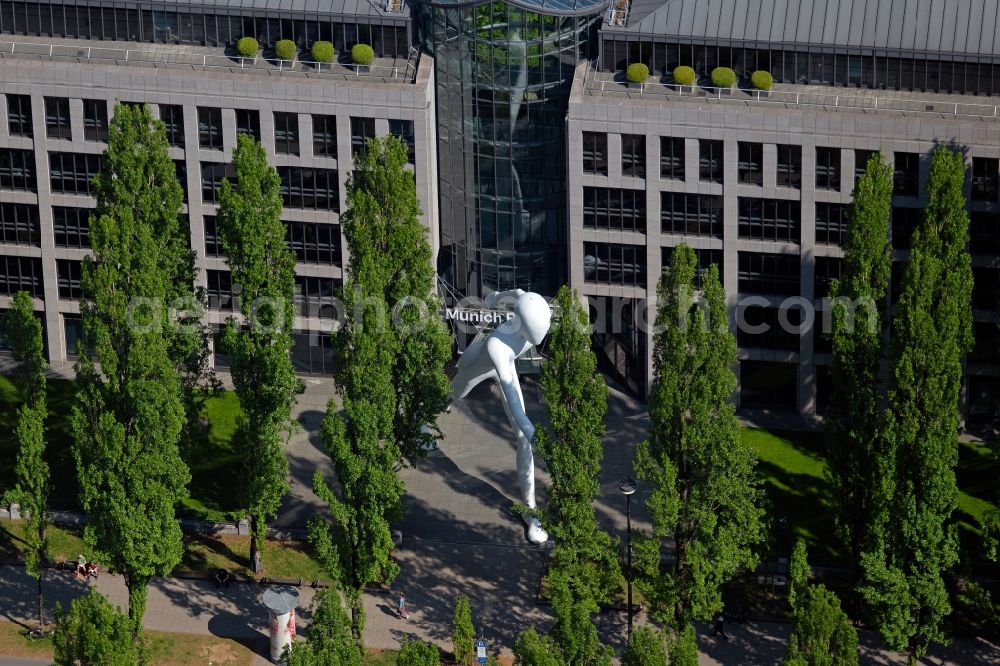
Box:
[236, 37, 258, 58]
[311, 41, 334, 64]
[751, 70, 774, 91]
[351, 44, 375, 66]
[711, 66, 737, 88]
[672, 65, 696, 86]
[626, 63, 649, 84]
[274, 39, 297, 61]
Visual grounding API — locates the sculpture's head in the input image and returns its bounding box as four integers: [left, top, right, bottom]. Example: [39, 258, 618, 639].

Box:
[515, 292, 551, 346]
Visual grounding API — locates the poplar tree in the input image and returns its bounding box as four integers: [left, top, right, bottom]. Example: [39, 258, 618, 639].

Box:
[452, 595, 476, 665]
[633, 244, 765, 628]
[73, 106, 190, 638]
[826, 151, 893, 582]
[284, 590, 361, 666]
[101, 103, 217, 454]
[621, 626, 667, 666]
[217, 135, 301, 574]
[534, 285, 617, 665]
[786, 542, 858, 666]
[312, 136, 449, 643]
[4, 291, 49, 631]
[53, 589, 141, 666]
[860, 146, 973, 660]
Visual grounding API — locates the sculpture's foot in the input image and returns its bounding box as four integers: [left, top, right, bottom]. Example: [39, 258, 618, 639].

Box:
[421, 440, 438, 451]
[526, 517, 548, 544]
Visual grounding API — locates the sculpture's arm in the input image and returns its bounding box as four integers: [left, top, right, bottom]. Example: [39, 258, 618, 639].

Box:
[484, 289, 526, 308]
[489, 339, 534, 441]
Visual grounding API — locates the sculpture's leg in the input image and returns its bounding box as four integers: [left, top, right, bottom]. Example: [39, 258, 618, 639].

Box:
[448, 366, 496, 408]
[497, 387, 548, 544]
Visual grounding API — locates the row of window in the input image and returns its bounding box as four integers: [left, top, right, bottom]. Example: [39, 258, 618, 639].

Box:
[6, 95, 108, 142]
[0, 2, 408, 57]
[206, 270, 341, 318]
[205, 217, 342, 266]
[603, 40, 1000, 97]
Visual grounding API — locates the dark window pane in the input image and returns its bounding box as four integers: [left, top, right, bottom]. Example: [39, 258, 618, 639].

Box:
[661, 192, 723, 238]
[699, 139, 723, 183]
[816, 147, 841, 191]
[621, 134, 646, 178]
[737, 197, 801, 243]
[312, 114, 337, 157]
[235, 109, 260, 141]
[0, 203, 40, 246]
[198, 107, 223, 150]
[972, 157, 999, 202]
[160, 104, 185, 147]
[6, 94, 32, 138]
[274, 112, 299, 155]
[660, 137, 684, 180]
[738, 142, 763, 185]
[583, 187, 646, 233]
[52, 206, 91, 248]
[45, 97, 72, 140]
[583, 132, 608, 175]
[83, 99, 108, 142]
[776, 144, 801, 189]
[583, 242, 647, 287]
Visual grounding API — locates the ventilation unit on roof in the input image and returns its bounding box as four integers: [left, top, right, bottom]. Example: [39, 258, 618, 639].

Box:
[385, 0, 404, 12]
[607, 0, 630, 27]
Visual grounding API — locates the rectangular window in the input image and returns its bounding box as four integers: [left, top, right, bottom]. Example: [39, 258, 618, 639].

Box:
[738, 142, 763, 185]
[82, 99, 108, 142]
[972, 157, 999, 202]
[64, 315, 87, 359]
[52, 207, 91, 248]
[891, 207, 921, 249]
[312, 114, 337, 157]
[274, 112, 300, 155]
[160, 104, 185, 147]
[0, 203, 40, 246]
[776, 144, 801, 189]
[203, 215, 223, 257]
[57, 259, 83, 299]
[286, 221, 342, 265]
[235, 109, 260, 141]
[855, 149, 877, 186]
[582, 132, 608, 175]
[970, 212, 1000, 255]
[972, 267, 1000, 310]
[350, 117, 376, 157]
[661, 192, 723, 238]
[200, 162, 235, 204]
[737, 305, 801, 351]
[737, 198, 801, 243]
[737, 251, 800, 295]
[815, 147, 841, 191]
[0, 256, 44, 297]
[621, 134, 646, 178]
[294, 275, 339, 318]
[741, 361, 797, 410]
[206, 270, 235, 310]
[893, 152, 919, 196]
[815, 203, 848, 246]
[197, 107, 223, 150]
[49, 152, 102, 195]
[814, 256, 842, 298]
[660, 137, 684, 180]
[699, 139, 724, 183]
[277, 167, 340, 212]
[661, 246, 723, 287]
[45, 97, 72, 140]
[6, 94, 32, 138]
[583, 242, 647, 287]
[388, 119, 415, 164]
[583, 187, 646, 233]
[0, 149, 37, 192]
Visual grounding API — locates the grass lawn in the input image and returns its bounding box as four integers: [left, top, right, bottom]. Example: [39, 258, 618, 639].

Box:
[743, 426, 1000, 567]
[0, 375, 246, 520]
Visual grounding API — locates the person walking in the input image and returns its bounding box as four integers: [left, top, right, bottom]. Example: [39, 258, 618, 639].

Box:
[712, 613, 729, 640]
[397, 593, 409, 620]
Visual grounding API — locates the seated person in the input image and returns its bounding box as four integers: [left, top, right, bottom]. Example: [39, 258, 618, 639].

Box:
[86, 562, 99, 579]
[214, 568, 231, 589]
[75, 555, 87, 579]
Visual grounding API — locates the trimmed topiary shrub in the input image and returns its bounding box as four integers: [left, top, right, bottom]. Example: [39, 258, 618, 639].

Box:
[274, 39, 296, 61]
[351, 43, 375, 66]
[672, 65, 696, 86]
[311, 41, 334, 63]
[236, 37, 258, 58]
[711, 66, 737, 88]
[751, 70, 774, 90]
[626, 63, 649, 84]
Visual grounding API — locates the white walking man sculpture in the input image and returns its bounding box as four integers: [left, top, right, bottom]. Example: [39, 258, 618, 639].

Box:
[449, 289, 550, 544]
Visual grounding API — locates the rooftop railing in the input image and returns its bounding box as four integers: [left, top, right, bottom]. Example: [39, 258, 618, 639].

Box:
[588, 75, 1000, 120]
[0, 39, 417, 83]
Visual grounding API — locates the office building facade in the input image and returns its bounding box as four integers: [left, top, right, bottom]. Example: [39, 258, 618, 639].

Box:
[0, 0, 997, 422]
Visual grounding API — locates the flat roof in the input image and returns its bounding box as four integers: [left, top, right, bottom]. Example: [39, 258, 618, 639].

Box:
[605, 0, 1000, 59]
[34, 0, 404, 20]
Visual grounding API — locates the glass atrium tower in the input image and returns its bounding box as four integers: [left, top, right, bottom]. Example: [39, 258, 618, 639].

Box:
[418, 0, 605, 298]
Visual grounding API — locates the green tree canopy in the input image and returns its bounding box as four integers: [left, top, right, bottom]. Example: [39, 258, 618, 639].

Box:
[453, 594, 476, 665]
[397, 639, 442, 666]
[667, 624, 699, 666]
[217, 134, 301, 573]
[512, 627, 566, 666]
[621, 625, 667, 666]
[53, 589, 141, 666]
[283, 590, 362, 666]
[785, 585, 859, 666]
[634, 244, 765, 628]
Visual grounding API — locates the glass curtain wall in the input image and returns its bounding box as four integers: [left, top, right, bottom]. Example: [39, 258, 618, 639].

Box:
[422, 1, 600, 298]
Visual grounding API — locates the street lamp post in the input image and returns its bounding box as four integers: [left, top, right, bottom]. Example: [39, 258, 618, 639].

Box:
[618, 476, 637, 644]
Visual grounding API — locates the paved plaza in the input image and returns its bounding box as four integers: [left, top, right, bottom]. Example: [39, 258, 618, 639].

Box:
[2, 373, 999, 664]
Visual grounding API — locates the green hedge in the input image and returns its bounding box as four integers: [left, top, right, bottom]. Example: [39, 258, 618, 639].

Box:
[236, 37, 258, 58]
[672, 65, 696, 86]
[626, 63, 649, 84]
[274, 39, 296, 61]
[351, 43, 375, 66]
[711, 66, 737, 88]
[751, 70, 774, 90]
[311, 41, 334, 63]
